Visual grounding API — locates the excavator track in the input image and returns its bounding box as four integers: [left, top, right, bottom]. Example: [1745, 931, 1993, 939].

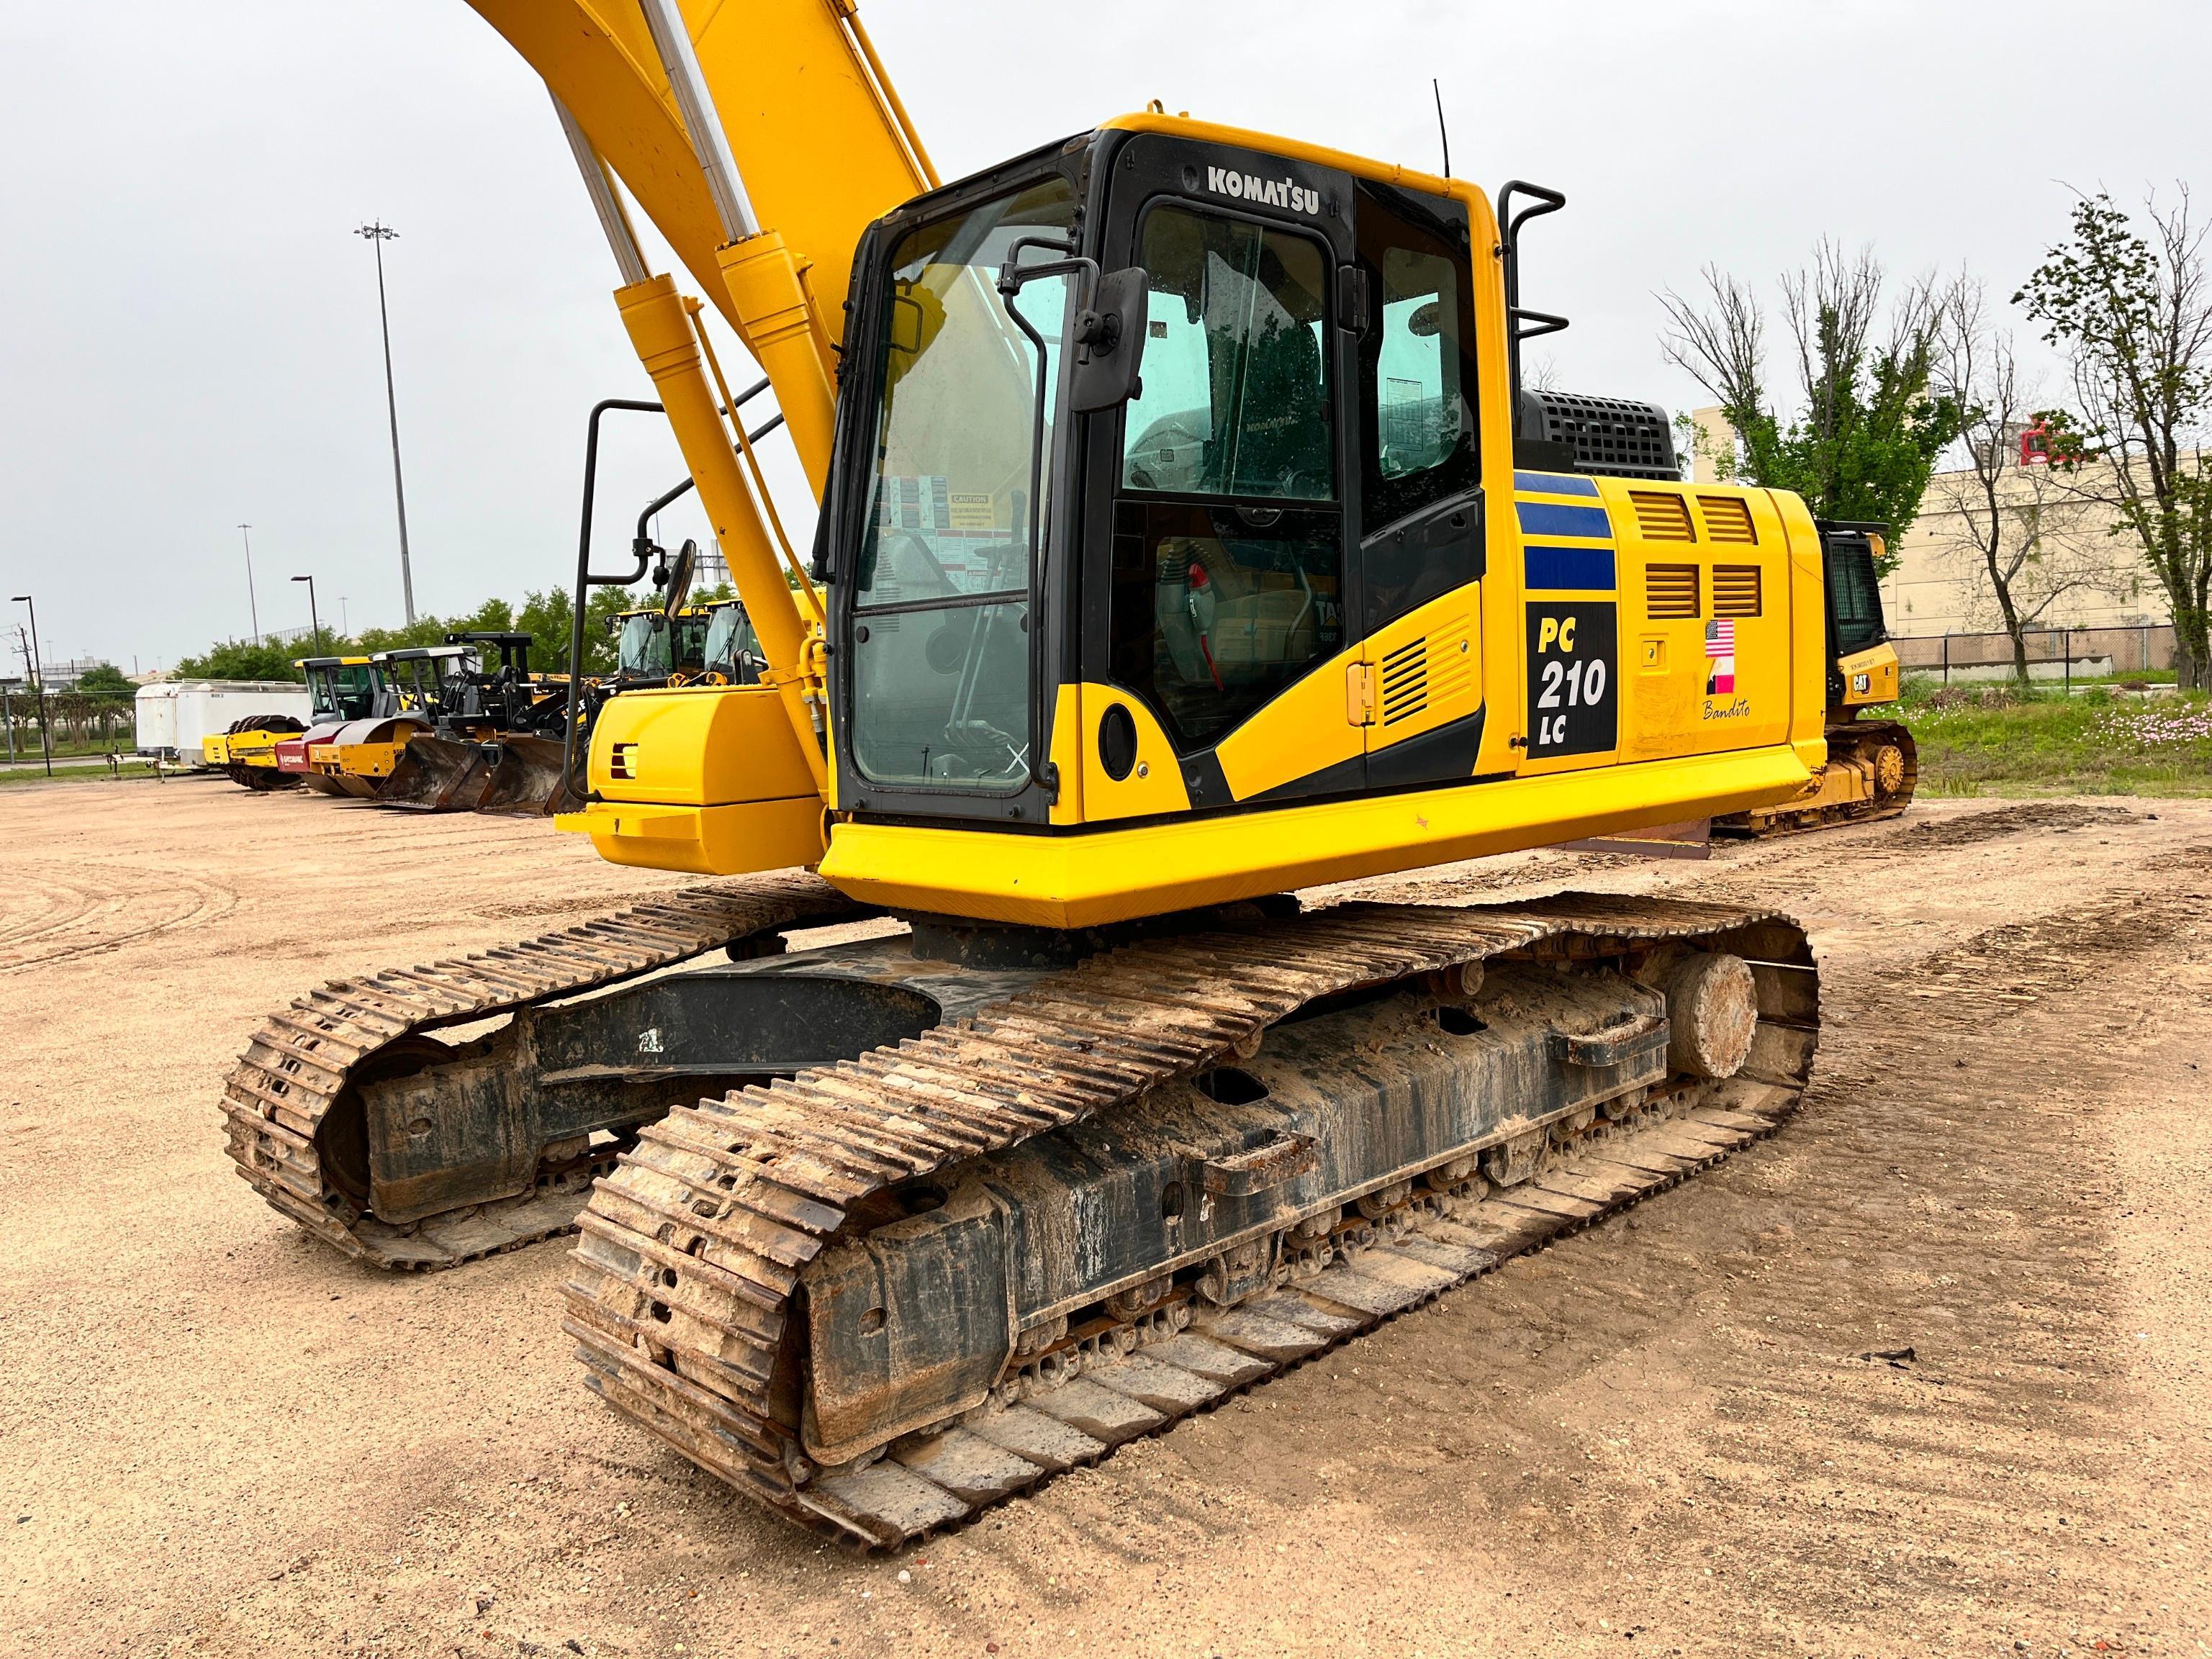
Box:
[564, 894, 1818, 1545]
[220, 872, 866, 1268]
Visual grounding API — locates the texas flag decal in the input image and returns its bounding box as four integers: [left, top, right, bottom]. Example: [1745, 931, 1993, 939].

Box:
[1705, 617, 1737, 695]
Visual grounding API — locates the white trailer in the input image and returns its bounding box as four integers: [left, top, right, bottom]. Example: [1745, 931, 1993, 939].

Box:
[135, 681, 312, 767]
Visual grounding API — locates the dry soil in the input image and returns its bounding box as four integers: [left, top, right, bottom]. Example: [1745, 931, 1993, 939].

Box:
[1, 777, 2207, 1659]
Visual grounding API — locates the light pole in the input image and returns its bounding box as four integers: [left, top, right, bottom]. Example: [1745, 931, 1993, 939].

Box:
[339, 595, 351, 635]
[10, 596, 51, 778]
[356, 220, 417, 625]
[292, 574, 325, 654]
[238, 523, 261, 643]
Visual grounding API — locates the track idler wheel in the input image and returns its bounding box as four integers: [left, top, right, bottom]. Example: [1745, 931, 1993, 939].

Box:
[1662, 952, 1759, 1080]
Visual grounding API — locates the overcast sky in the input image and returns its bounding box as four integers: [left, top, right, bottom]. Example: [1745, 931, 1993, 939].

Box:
[1, 0, 2200, 675]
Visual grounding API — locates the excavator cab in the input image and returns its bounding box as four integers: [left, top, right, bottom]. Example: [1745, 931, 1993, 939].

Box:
[819, 137, 1475, 826]
[787, 121, 1811, 923]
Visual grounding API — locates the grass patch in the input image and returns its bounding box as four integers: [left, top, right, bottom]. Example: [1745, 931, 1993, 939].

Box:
[0, 761, 164, 787]
[1882, 679, 2212, 796]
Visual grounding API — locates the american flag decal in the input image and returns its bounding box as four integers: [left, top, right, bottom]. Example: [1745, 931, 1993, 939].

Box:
[1705, 618, 1737, 695]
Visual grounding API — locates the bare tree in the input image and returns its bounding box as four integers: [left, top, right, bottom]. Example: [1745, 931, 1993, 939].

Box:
[2017, 189, 2212, 687]
[1928, 282, 2123, 682]
[1660, 242, 1961, 563]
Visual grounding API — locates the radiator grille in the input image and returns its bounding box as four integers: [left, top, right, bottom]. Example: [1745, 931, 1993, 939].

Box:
[1628, 491, 1697, 542]
[1646, 564, 1700, 619]
[1713, 564, 1763, 618]
[1699, 495, 1758, 543]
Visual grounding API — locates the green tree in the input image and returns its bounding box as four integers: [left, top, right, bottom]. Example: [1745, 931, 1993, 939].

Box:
[67, 663, 137, 747]
[517, 584, 653, 678]
[356, 613, 454, 655]
[1660, 242, 1963, 574]
[2015, 189, 2212, 688]
[73, 663, 134, 696]
[173, 638, 308, 682]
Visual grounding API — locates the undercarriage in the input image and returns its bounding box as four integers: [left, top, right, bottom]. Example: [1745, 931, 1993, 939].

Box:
[222, 876, 1815, 1540]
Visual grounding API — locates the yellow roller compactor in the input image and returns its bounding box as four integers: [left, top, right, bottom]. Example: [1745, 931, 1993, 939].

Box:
[307, 644, 470, 797]
[225, 0, 1834, 1544]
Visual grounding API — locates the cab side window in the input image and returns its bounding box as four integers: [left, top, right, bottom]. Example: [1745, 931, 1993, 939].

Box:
[1120, 207, 1335, 502]
[1355, 185, 1478, 526]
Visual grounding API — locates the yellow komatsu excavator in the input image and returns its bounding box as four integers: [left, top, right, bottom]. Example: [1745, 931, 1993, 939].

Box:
[225, 0, 1837, 1545]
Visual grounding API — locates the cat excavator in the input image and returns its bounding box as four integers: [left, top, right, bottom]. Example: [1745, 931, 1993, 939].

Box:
[223, 0, 1833, 1545]
[1714, 522, 1915, 833]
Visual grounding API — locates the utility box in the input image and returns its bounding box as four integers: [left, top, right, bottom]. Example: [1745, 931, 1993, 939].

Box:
[136, 681, 311, 766]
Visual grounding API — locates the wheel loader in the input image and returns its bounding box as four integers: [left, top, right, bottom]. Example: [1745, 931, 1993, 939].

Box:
[225, 0, 1843, 1545]
[376, 632, 586, 815]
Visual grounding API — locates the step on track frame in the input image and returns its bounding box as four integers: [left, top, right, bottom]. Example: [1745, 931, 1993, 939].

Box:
[220, 871, 870, 1268]
[562, 893, 1818, 1544]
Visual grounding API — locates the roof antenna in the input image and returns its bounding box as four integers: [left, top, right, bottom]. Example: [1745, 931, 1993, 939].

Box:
[1432, 78, 1451, 178]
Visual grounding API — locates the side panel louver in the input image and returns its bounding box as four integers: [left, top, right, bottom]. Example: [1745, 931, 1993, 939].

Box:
[1713, 565, 1763, 618]
[1645, 564, 1700, 620]
[1380, 637, 1429, 726]
[1698, 495, 1758, 543]
[1628, 492, 1696, 542]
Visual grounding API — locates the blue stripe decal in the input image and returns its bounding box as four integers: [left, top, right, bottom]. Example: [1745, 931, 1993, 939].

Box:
[1514, 470, 1599, 497]
[1515, 499, 1614, 541]
[1524, 543, 1617, 591]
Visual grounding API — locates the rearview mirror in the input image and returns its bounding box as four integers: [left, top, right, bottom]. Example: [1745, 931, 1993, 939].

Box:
[664, 539, 698, 618]
[1069, 267, 1150, 414]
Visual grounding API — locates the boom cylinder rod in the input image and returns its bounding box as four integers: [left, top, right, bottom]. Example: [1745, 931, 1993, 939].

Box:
[552, 91, 648, 286]
[635, 0, 759, 245]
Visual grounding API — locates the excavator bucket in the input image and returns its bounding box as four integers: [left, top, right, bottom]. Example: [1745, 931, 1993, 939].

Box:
[379, 735, 496, 813]
[475, 735, 580, 817]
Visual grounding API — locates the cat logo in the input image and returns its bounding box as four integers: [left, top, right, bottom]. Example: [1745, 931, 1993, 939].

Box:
[1853, 672, 1872, 695]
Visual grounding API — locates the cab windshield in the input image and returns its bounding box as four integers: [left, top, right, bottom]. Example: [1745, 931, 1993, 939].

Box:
[673, 612, 710, 675]
[847, 175, 1075, 790]
[617, 613, 671, 679]
[703, 605, 760, 683]
[312, 663, 376, 721]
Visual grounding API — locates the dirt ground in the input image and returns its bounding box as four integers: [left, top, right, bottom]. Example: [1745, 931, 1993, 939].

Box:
[1, 776, 2207, 1659]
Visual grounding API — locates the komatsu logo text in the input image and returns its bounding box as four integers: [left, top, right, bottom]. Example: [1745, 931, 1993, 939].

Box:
[1206, 166, 1319, 215]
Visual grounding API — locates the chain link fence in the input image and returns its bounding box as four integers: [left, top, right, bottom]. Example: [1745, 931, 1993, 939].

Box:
[1894, 623, 2176, 684]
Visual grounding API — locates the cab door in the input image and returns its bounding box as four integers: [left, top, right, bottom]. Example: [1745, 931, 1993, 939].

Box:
[1347, 179, 1489, 789]
[1080, 133, 1360, 813]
